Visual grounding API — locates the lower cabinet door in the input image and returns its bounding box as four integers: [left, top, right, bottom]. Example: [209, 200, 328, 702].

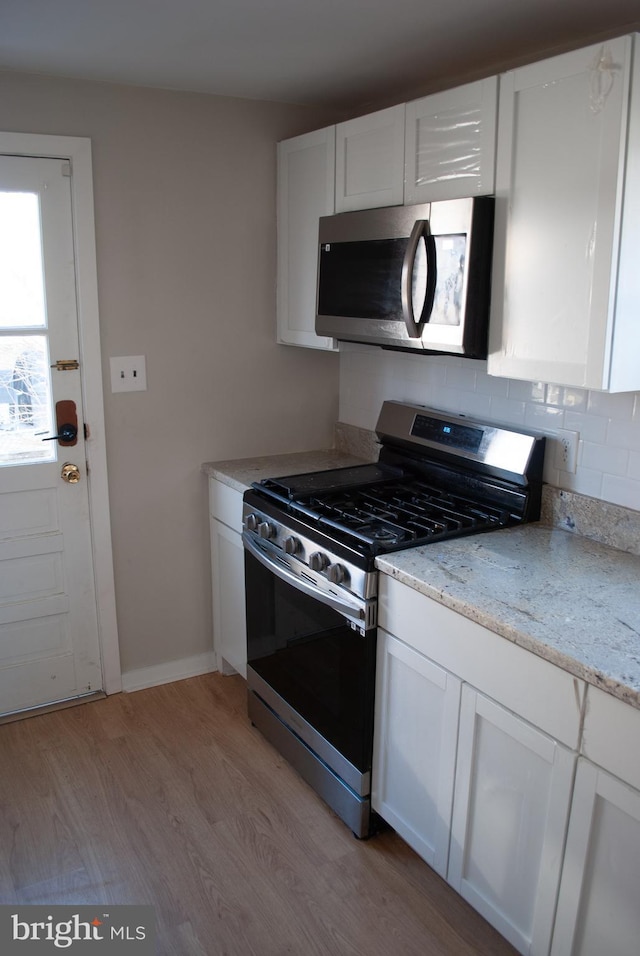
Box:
[551, 758, 640, 956]
[448, 685, 575, 956]
[210, 517, 247, 678]
[372, 629, 461, 877]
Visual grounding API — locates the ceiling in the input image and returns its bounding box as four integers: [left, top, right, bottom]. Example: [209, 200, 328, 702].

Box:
[2, 0, 640, 112]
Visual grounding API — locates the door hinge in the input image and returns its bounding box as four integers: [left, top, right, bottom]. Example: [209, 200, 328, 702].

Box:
[61, 161, 72, 178]
[51, 359, 80, 371]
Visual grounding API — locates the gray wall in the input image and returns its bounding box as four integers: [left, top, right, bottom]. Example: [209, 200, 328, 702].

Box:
[0, 72, 341, 675]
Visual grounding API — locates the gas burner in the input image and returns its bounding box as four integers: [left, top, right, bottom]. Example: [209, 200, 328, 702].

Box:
[360, 523, 410, 546]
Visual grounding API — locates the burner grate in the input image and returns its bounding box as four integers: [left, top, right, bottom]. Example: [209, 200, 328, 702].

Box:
[300, 478, 508, 551]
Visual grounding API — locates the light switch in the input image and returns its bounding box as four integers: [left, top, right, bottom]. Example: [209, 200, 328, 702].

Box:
[110, 355, 147, 393]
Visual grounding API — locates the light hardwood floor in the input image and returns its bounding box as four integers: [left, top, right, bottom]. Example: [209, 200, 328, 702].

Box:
[0, 674, 517, 955]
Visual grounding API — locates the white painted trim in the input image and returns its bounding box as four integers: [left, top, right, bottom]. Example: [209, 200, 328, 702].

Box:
[121, 653, 218, 693]
[0, 130, 122, 695]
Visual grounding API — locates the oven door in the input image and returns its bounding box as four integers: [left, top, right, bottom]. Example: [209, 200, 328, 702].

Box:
[243, 535, 376, 794]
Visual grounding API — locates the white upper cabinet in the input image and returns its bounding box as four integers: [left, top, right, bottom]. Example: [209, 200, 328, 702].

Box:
[335, 105, 405, 211]
[405, 77, 498, 203]
[489, 35, 640, 391]
[277, 127, 337, 350]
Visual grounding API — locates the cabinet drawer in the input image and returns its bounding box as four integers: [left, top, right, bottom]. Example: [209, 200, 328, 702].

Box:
[379, 574, 585, 748]
[209, 478, 244, 532]
[582, 685, 640, 790]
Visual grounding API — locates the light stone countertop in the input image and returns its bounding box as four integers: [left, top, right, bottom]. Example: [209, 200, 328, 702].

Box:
[202, 448, 368, 493]
[376, 525, 640, 709]
[203, 443, 640, 710]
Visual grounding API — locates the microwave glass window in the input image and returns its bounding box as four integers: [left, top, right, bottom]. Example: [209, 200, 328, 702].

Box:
[318, 232, 468, 327]
[430, 234, 466, 326]
[318, 238, 408, 321]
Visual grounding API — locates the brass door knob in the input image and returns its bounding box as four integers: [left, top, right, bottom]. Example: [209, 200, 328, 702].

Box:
[61, 462, 81, 483]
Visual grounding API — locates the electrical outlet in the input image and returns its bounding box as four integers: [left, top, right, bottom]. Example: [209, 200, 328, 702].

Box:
[554, 428, 579, 474]
[110, 355, 147, 393]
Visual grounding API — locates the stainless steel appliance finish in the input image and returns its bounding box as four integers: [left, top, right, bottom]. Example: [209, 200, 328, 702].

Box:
[243, 403, 545, 838]
[316, 197, 494, 357]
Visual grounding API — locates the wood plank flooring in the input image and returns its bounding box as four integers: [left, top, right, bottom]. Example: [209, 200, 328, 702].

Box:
[0, 673, 517, 955]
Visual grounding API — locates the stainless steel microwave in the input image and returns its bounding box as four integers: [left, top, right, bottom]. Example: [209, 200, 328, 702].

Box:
[315, 196, 494, 357]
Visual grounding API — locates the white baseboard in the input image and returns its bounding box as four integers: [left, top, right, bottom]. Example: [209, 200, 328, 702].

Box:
[121, 652, 217, 693]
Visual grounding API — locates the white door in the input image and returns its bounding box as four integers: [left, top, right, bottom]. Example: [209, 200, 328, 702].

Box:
[0, 153, 103, 716]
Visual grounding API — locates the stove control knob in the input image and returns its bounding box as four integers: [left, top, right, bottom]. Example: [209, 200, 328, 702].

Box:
[327, 562, 347, 585]
[245, 513, 259, 532]
[258, 521, 275, 540]
[309, 551, 330, 572]
[283, 535, 300, 555]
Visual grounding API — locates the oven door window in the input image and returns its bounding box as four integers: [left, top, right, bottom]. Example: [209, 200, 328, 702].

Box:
[245, 551, 375, 774]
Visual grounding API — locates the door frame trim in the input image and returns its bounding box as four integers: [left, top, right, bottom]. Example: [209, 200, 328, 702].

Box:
[0, 130, 121, 695]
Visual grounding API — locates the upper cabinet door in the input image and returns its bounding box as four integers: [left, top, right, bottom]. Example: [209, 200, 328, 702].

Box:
[405, 77, 497, 203]
[277, 127, 337, 350]
[335, 105, 405, 211]
[489, 35, 640, 391]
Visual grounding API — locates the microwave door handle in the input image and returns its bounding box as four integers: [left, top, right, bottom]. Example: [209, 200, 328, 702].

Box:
[401, 220, 437, 338]
[243, 532, 366, 625]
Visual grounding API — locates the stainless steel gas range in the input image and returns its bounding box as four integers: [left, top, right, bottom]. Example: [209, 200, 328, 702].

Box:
[242, 402, 545, 837]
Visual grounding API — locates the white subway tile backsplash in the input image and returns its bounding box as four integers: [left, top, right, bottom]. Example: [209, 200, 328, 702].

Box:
[601, 474, 640, 510]
[560, 387, 589, 411]
[524, 403, 564, 430]
[587, 390, 636, 420]
[488, 397, 527, 426]
[546, 385, 589, 410]
[564, 466, 604, 499]
[475, 373, 509, 398]
[445, 363, 478, 391]
[339, 349, 640, 513]
[582, 441, 628, 476]
[607, 419, 640, 453]
[508, 379, 547, 403]
[563, 409, 608, 443]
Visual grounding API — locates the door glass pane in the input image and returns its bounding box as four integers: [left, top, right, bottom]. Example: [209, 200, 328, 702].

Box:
[0, 192, 47, 329]
[0, 335, 55, 466]
[0, 188, 55, 466]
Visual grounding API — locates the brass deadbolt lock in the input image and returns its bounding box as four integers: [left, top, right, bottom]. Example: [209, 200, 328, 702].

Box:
[61, 462, 81, 484]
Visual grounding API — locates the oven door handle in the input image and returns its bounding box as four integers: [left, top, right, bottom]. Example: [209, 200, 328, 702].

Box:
[243, 532, 367, 625]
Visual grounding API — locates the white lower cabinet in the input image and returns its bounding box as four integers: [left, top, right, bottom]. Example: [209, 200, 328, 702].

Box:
[551, 759, 640, 956]
[209, 478, 246, 678]
[449, 686, 575, 955]
[372, 629, 461, 877]
[550, 686, 640, 956]
[375, 574, 584, 956]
